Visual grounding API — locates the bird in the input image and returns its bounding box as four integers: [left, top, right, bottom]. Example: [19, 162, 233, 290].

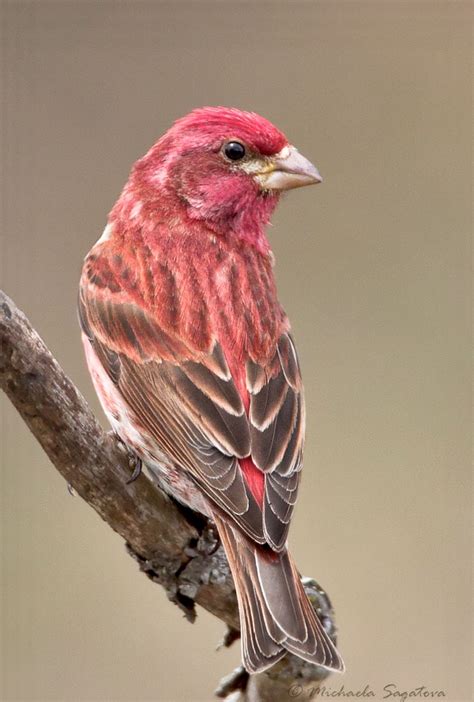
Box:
[79, 106, 344, 674]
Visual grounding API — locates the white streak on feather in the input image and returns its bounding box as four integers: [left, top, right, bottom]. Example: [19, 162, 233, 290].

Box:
[96, 222, 113, 245]
[130, 201, 143, 219]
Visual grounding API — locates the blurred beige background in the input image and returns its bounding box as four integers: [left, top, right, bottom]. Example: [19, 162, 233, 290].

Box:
[1, 2, 471, 701]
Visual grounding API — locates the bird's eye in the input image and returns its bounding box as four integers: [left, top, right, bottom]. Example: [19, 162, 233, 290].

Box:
[224, 141, 246, 161]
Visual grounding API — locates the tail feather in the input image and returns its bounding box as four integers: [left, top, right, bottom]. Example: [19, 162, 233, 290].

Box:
[226, 528, 285, 670]
[214, 512, 345, 674]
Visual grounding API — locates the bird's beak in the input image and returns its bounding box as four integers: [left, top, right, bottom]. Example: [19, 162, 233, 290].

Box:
[257, 145, 322, 191]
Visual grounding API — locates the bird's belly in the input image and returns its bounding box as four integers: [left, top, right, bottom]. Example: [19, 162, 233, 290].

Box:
[144, 461, 211, 517]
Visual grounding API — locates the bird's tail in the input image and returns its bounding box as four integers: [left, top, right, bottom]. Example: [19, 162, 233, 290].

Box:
[213, 513, 345, 674]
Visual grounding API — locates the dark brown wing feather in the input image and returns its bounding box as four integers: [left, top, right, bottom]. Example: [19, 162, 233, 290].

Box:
[79, 276, 304, 551]
[247, 334, 305, 550]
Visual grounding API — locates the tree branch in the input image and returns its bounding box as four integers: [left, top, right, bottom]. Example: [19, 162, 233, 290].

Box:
[0, 289, 339, 701]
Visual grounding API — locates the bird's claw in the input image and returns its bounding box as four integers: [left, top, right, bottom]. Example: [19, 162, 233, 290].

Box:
[107, 430, 143, 483]
[126, 455, 143, 484]
[197, 521, 220, 556]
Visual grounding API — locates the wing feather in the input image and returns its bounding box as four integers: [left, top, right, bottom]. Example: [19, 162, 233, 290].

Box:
[247, 333, 305, 549]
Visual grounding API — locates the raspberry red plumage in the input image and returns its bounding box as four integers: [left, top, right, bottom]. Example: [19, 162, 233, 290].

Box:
[79, 106, 344, 674]
[170, 106, 288, 155]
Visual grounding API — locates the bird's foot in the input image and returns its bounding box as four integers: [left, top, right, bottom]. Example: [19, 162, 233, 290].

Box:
[107, 430, 143, 483]
[126, 454, 143, 484]
[197, 520, 220, 556]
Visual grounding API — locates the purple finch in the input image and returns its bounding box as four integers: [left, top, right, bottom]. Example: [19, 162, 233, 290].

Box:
[79, 107, 344, 674]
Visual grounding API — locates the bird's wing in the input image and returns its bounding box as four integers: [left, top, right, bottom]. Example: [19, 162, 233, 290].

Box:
[79, 254, 304, 549]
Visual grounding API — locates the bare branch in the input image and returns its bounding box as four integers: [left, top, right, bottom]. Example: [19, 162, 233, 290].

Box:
[0, 289, 338, 700]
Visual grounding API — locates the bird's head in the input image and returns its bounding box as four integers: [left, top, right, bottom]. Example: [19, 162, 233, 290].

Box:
[125, 107, 321, 249]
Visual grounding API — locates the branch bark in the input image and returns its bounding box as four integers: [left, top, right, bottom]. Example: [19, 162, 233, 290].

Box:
[0, 289, 339, 701]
